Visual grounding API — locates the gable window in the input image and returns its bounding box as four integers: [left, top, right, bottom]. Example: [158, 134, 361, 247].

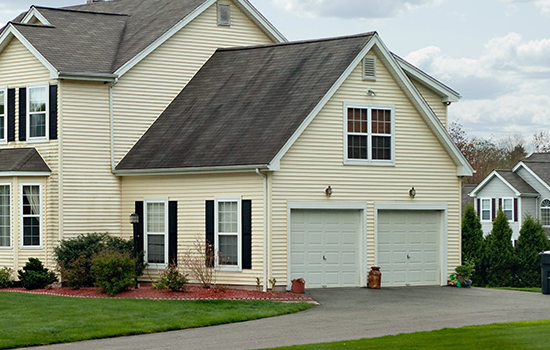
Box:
[481, 198, 491, 221]
[541, 199, 550, 227]
[0, 88, 6, 143]
[27, 84, 49, 142]
[217, 3, 231, 26]
[21, 184, 41, 248]
[0, 185, 10, 248]
[215, 198, 241, 269]
[345, 104, 394, 165]
[145, 199, 168, 267]
[502, 198, 513, 221]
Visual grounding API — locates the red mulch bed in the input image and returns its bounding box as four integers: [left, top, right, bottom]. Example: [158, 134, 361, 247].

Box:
[1, 286, 314, 302]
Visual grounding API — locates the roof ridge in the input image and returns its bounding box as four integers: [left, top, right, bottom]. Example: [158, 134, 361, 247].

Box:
[34, 6, 129, 17]
[217, 31, 376, 53]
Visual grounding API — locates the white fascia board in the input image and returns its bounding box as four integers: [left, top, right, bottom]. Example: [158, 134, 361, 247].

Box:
[0, 171, 50, 177]
[512, 161, 525, 172]
[21, 7, 52, 26]
[514, 163, 550, 193]
[395, 55, 461, 103]
[114, 164, 269, 176]
[114, 0, 217, 77]
[0, 25, 58, 78]
[234, 0, 287, 43]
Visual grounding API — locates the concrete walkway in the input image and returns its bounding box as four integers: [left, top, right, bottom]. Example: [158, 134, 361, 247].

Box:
[27, 287, 550, 350]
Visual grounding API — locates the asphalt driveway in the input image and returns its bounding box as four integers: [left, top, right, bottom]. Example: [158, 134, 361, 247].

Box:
[27, 286, 550, 350]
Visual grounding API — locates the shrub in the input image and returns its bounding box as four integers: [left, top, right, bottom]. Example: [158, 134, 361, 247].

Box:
[92, 250, 136, 296]
[455, 259, 475, 280]
[54, 233, 145, 288]
[482, 210, 518, 287]
[181, 237, 218, 288]
[462, 204, 484, 264]
[0, 266, 15, 288]
[154, 264, 188, 292]
[18, 258, 57, 290]
[516, 214, 550, 287]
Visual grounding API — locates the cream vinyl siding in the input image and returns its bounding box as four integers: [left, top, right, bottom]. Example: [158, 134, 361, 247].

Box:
[0, 38, 59, 272]
[113, 0, 275, 163]
[61, 81, 121, 238]
[410, 77, 448, 128]
[121, 173, 264, 286]
[270, 50, 462, 285]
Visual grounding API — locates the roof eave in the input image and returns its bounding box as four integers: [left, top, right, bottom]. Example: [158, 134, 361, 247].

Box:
[114, 164, 270, 176]
[0, 171, 50, 177]
[57, 71, 118, 82]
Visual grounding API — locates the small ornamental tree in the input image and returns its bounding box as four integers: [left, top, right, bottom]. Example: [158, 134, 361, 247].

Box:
[516, 214, 550, 287]
[483, 210, 518, 287]
[462, 204, 484, 264]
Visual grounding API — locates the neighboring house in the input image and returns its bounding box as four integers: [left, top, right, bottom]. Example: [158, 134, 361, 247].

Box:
[470, 153, 550, 242]
[0, 0, 473, 289]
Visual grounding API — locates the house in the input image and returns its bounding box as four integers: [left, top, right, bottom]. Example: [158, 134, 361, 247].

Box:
[470, 153, 550, 242]
[0, 0, 473, 290]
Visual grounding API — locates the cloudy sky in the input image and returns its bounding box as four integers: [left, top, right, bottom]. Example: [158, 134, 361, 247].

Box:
[1, 0, 549, 140]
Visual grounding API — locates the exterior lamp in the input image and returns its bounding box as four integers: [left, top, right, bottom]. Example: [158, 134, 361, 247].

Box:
[129, 213, 139, 224]
[408, 187, 416, 198]
[325, 186, 333, 197]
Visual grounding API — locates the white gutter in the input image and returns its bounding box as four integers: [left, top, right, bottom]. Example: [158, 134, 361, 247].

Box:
[256, 168, 268, 292]
[109, 78, 119, 172]
[114, 164, 270, 176]
[58, 72, 118, 82]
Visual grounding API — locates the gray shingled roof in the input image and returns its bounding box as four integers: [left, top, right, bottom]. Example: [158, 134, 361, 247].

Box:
[0, 148, 50, 172]
[116, 33, 375, 171]
[521, 153, 550, 187]
[496, 170, 537, 195]
[7, 0, 207, 74]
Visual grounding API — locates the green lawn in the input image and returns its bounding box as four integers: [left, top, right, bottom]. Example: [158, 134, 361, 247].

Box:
[0, 292, 313, 349]
[266, 319, 550, 350]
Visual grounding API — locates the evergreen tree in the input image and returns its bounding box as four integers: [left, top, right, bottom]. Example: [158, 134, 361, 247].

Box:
[516, 214, 550, 287]
[483, 210, 518, 287]
[462, 204, 484, 264]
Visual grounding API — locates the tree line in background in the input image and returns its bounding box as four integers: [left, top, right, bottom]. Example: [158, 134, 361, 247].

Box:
[462, 205, 550, 288]
[448, 121, 550, 184]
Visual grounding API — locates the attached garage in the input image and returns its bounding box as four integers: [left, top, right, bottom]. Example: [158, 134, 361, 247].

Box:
[289, 209, 363, 288]
[377, 209, 444, 287]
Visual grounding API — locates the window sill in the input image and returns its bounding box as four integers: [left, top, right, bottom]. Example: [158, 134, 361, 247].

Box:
[216, 265, 242, 272]
[26, 138, 49, 144]
[0, 246, 13, 250]
[344, 159, 395, 166]
[21, 245, 43, 250]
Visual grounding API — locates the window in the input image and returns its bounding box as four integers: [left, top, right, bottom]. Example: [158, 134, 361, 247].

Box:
[481, 198, 491, 221]
[345, 105, 394, 164]
[27, 84, 48, 141]
[145, 199, 168, 266]
[215, 198, 241, 269]
[217, 3, 231, 26]
[21, 184, 41, 248]
[502, 198, 513, 221]
[541, 199, 550, 226]
[0, 88, 6, 143]
[0, 185, 10, 248]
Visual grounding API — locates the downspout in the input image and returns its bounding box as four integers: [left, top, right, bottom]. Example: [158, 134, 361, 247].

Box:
[109, 78, 119, 172]
[256, 168, 268, 292]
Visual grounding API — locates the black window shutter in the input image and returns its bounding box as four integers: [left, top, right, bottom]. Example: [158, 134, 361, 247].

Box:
[205, 200, 215, 267]
[7, 89, 15, 142]
[133, 201, 144, 256]
[168, 201, 178, 265]
[498, 198, 502, 211]
[514, 198, 518, 222]
[477, 198, 480, 217]
[49, 85, 57, 140]
[19, 88, 26, 141]
[491, 198, 496, 221]
[242, 200, 252, 269]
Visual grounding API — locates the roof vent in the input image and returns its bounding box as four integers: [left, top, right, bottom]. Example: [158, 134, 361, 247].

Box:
[87, 0, 106, 3]
[363, 56, 376, 81]
[218, 4, 231, 26]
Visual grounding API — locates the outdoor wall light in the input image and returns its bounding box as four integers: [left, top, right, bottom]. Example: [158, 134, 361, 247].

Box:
[325, 186, 333, 197]
[408, 187, 416, 198]
[129, 213, 139, 224]
[367, 89, 377, 96]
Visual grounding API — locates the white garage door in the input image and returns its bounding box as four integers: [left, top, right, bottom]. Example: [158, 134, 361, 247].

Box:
[290, 210, 360, 288]
[377, 210, 441, 287]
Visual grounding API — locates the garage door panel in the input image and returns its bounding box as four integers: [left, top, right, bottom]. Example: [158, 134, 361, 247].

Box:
[291, 251, 306, 266]
[393, 232, 407, 245]
[424, 250, 438, 264]
[308, 232, 323, 245]
[325, 252, 339, 265]
[291, 232, 306, 245]
[342, 252, 356, 265]
[409, 232, 422, 245]
[392, 250, 407, 264]
[325, 232, 340, 245]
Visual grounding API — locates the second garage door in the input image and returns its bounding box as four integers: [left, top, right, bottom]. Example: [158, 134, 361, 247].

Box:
[377, 210, 441, 287]
[290, 209, 361, 288]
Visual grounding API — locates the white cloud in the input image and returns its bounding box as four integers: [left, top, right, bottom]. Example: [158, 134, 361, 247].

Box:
[271, 0, 446, 19]
[500, 0, 550, 16]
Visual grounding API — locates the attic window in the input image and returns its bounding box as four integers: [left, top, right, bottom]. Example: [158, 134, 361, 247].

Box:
[363, 56, 376, 81]
[218, 4, 231, 26]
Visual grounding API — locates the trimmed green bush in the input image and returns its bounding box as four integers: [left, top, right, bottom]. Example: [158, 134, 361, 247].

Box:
[482, 210, 518, 287]
[153, 264, 188, 292]
[462, 204, 484, 264]
[516, 214, 550, 287]
[0, 266, 15, 287]
[18, 258, 57, 290]
[92, 250, 136, 296]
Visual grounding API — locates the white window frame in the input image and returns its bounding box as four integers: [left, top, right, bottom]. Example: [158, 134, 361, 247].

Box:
[0, 183, 11, 249]
[0, 86, 7, 144]
[480, 198, 491, 222]
[343, 103, 395, 166]
[502, 198, 514, 222]
[20, 183, 42, 249]
[217, 3, 231, 26]
[540, 198, 550, 227]
[144, 198, 169, 269]
[214, 196, 242, 272]
[26, 82, 49, 143]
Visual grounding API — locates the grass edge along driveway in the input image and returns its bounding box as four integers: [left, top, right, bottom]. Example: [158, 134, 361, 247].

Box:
[0, 291, 314, 349]
[266, 319, 550, 350]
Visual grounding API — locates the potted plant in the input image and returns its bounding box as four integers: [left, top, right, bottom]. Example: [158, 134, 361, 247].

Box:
[455, 260, 475, 288]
